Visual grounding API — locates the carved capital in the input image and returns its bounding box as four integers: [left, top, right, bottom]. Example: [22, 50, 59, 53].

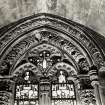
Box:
[89, 66, 98, 82]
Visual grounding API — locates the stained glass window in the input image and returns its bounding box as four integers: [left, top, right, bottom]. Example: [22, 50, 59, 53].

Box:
[51, 70, 77, 105]
[14, 71, 39, 105]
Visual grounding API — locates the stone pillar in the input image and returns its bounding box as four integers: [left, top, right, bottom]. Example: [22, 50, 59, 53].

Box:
[99, 86, 105, 105]
[91, 81, 101, 105]
[39, 78, 51, 105]
[74, 79, 82, 105]
[89, 66, 102, 105]
[67, 77, 82, 105]
[98, 66, 105, 105]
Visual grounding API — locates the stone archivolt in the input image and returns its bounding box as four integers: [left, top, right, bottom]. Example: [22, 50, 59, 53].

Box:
[0, 29, 91, 76]
[0, 14, 104, 74]
[0, 13, 105, 105]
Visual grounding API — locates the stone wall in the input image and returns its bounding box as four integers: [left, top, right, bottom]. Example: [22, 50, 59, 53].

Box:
[0, 0, 105, 36]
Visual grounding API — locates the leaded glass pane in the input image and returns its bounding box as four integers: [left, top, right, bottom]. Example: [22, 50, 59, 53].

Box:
[52, 100, 77, 105]
[52, 83, 75, 99]
[15, 84, 38, 99]
[51, 70, 77, 105]
[15, 71, 39, 105]
[14, 100, 38, 105]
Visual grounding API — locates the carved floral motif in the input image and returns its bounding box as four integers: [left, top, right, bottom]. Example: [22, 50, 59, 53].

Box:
[79, 89, 96, 105]
[0, 30, 90, 75]
[0, 14, 103, 70]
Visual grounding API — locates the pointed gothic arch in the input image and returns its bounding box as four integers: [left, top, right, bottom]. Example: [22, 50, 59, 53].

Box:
[0, 13, 105, 105]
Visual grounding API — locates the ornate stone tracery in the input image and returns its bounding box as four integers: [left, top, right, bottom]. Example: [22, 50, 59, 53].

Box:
[0, 14, 104, 69]
[0, 13, 105, 105]
[0, 30, 91, 75]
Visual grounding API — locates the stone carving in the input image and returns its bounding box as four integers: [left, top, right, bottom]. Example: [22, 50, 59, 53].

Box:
[0, 14, 103, 69]
[0, 61, 10, 75]
[0, 80, 14, 93]
[0, 13, 104, 105]
[46, 0, 57, 10]
[12, 63, 42, 81]
[79, 89, 96, 105]
[0, 30, 90, 76]
[0, 80, 14, 105]
[0, 91, 13, 105]
[48, 62, 77, 78]
[78, 58, 89, 74]
[12, 42, 78, 79]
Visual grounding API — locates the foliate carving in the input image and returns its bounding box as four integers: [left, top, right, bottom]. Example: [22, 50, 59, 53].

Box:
[11, 40, 79, 80]
[48, 62, 77, 78]
[0, 14, 103, 68]
[0, 61, 10, 75]
[0, 80, 14, 93]
[28, 50, 61, 75]
[12, 63, 42, 80]
[80, 78, 93, 90]
[28, 43, 61, 56]
[4, 33, 39, 63]
[79, 89, 96, 105]
[27, 43, 78, 78]
[1, 30, 89, 75]
[0, 92, 13, 105]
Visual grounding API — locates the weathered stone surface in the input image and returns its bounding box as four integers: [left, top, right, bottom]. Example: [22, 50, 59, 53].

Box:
[0, 0, 105, 37]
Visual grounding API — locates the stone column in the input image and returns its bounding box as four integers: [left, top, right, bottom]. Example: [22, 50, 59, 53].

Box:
[98, 66, 105, 105]
[74, 79, 82, 105]
[67, 77, 82, 105]
[39, 78, 51, 105]
[91, 81, 101, 105]
[89, 66, 102, 105]
[99, 86, 105, 105]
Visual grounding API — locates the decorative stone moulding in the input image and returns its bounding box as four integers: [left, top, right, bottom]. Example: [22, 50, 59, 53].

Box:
[0, 13, 104, 77]
[79, 89, 96, 105]
[0, 79, 15, 105]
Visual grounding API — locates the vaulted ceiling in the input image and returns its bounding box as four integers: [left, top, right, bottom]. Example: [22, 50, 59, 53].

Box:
[0, 0, 105, 37]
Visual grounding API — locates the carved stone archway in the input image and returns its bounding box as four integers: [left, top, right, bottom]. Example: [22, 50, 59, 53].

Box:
[0, 13, 105, 105]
